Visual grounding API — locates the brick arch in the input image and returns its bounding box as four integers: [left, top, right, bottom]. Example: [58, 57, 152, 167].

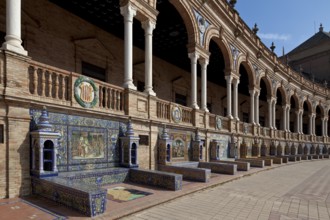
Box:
[315, 103, 325, 117]
[289, 93, 300, 109]
[258, 75, 272, 98]
[207, 37, 232, 74]
[237, 59, 256, 88]
[169, 0, 199, 46]
[275, 85, 288, 105]
[302, 98, 313, 114]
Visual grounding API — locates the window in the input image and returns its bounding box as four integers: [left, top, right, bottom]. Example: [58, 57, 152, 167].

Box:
[175, 93, 187, 106]
[81, 61, 106, 81]
[137, 81, 145, 92]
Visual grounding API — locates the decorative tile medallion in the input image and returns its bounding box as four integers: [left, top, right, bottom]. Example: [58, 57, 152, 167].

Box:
[216, 116, 222, 130]
[171, 106, 182, 123]
[74, 76, 98, 108]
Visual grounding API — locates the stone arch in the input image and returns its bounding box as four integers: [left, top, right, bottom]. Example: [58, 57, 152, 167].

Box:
[274, 85, 288, 105]
[208, 37, 232, 73]
[169, 0, 199, 46]
[258, 75, 272, 98]
[315, 103, 325, 116]
[237, 59, 256, 88]
[303, 98, 313, 113]
[288, 92, 300, 109]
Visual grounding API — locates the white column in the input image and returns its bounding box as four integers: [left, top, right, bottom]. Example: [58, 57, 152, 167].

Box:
[233, 79, 239, 121]
[312, 114, 316, 136]
[249, 89, 255, 124]
[225, 75, 233, 119]
[121, 4, 137, 90]
[189, 52, 199, 109]
[1, 0, 27, 55]
[295, 110, 300, 133]
[142, 20, 156, 96]
[268, 99, 273, 128]
[273, 99, 277, 130]
[200, 58, 209, 112]
[309, 114, 313, 135]
[322, 117, 326, 136]
[286, 107, 290, 132]
[39, 145, 44, 173]
[299, 110, 303, 134]
[326, 118, 328, 136]
[282, 105, 287, 131]
[255, 91, 260, 125]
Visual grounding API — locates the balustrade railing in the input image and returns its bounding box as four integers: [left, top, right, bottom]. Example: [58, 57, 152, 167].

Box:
[156, 100, 170, 120]
[181, 106, 193, 124]
[28, 61, 70, 102]
[98, 82, 125, 112]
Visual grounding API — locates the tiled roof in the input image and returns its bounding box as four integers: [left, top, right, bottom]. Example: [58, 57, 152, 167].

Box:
[287, 31, 330, 55]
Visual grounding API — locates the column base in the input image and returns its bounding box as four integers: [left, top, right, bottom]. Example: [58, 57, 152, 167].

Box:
[1, 42, 28, 56]
[201, 107, 209, 112]
[122, 82, 137, 90]
[192, 104, 199, 110]
[144, 89, 156, 96]
[228, 115, 233, 120]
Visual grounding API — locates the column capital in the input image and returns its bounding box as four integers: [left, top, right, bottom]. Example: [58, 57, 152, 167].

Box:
[199, 58, 209, 66]
[120, 3, 137, 21]
[233, 78, 240, 86]
[188, 52, 200, 62]
[142, 20, 156, 35]
[249, 89, 256, 96]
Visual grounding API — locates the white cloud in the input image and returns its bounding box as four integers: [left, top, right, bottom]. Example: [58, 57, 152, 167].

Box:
[258, 33, 291, 41]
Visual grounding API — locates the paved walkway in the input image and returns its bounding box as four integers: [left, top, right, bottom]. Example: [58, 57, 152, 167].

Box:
[123, 160, 330, 220]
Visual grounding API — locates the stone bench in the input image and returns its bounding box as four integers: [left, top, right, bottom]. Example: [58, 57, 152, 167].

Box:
[276, 156, 288, 163]
[129, 168, 182, 191]
[212, 160, 250, 171]
[255, 158, 273, 166]
[158, 165, 210, 182]
[198, 162, 237, 175]
[236, 158, 264, 168]
[32, 177, 107, 217]
[261, 157, 282, 164]
[312, 155, 320, 159]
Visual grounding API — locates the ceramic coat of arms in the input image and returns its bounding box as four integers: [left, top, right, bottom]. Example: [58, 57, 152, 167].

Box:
[74, 76, 98, 108]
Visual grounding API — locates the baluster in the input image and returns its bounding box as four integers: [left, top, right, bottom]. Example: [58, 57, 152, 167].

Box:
[54, 73, 58, 99]
[60, 75, 65, 100]
[58, 74, 62, 99]
[33, 67, 38, 95]
[104, 88, 109, 109]
[113, 90, 117, 110]
[40, 69, 45, 97]
[99, 86, 103, 107]
[46, 71, 51, 97]
[117, 91, 120, 110]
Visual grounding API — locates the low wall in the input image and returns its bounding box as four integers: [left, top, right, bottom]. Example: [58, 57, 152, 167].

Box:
[32, 177, 107, 217]
[261, 157, 282, 164]
[158, 165, 211, 182]
[236, 159, 264, 168]
[212, 160, 250, 171]
[129, 168, 182, 191]
[198, 162, 237, 175]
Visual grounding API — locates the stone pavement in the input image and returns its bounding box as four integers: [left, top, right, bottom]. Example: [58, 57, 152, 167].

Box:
[1, 160, 330, 219]
[123, 160, 330, 220]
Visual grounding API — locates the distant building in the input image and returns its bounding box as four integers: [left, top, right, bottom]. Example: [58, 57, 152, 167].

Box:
[285, 24, 330, 84]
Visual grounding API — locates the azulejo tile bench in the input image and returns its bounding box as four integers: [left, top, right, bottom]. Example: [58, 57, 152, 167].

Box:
[158, 164, 211, 182]
[129, 168, 182, 191]
[198, 162, 237, 175]
[212, 160, 250, 171]
[31, 177, 107, 217]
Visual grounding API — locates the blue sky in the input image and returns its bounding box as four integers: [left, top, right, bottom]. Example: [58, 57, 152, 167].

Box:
[235, 0, 330, 56]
